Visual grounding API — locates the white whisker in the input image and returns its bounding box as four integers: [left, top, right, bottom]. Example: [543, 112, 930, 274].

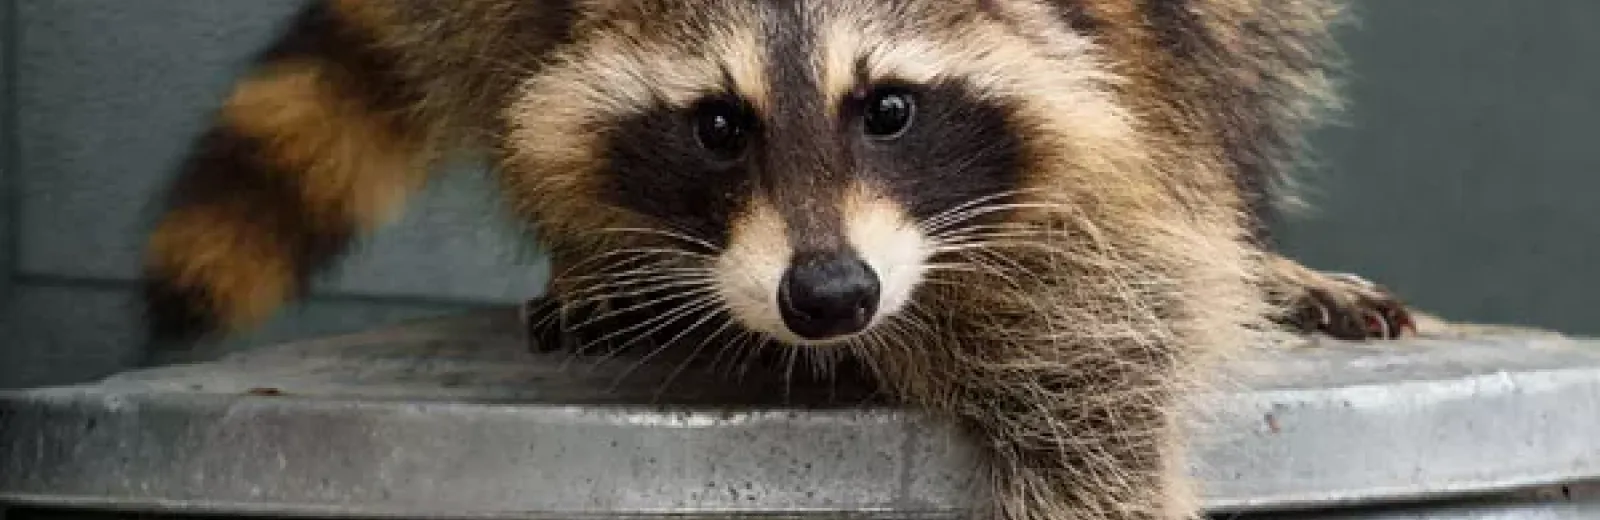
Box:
[597, 226, 723, 253]
[612, 301, 728, 396]
[568, 285, 719, 334]
[582, 295, 724, 367]
[652, 313, 743, 400]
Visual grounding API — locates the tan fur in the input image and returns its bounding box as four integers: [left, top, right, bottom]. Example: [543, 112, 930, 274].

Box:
[145, 206, 297, 331]
[500, 1, 777, 258]
[840, 183, 930, 336]
[220, 60, 431, 228]
[715, 196, 795, 344]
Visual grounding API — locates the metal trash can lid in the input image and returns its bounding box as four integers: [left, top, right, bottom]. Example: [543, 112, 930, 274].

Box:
[3, 309, 1598, 518]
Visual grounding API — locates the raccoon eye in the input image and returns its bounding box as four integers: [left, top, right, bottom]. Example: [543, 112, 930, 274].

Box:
[861, 87, 915, 139]
[692, 98, 750, 159]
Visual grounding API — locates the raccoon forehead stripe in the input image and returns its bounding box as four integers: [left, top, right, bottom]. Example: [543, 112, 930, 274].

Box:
[816, 6, 1118, 113]
[818, 21, 1014, 111]
[708, 23, 773, 114]
[532, 18, 771, 119]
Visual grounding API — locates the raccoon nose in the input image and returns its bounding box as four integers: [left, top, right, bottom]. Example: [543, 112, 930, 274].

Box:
[778, 251, 881, 340]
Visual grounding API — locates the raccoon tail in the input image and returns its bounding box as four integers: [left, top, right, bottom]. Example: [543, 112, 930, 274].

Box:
[141, 3, 441, 344]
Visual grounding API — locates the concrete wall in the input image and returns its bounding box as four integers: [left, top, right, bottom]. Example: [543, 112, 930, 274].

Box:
[2, 0, 1596, 389]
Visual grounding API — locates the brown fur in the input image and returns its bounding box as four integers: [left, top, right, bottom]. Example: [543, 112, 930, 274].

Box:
[141, 1, 1411, 519]
[145, 204, 298, 330]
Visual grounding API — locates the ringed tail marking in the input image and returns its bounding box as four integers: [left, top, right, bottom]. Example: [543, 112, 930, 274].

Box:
[142, 3, 434, 343]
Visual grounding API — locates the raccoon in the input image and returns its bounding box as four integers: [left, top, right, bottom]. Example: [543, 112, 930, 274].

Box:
[140, 1, 1416, 519]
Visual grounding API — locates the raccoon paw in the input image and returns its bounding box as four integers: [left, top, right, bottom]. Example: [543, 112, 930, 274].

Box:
[1288, 272, 1416, 340]
[1267, 257, 1416, 341]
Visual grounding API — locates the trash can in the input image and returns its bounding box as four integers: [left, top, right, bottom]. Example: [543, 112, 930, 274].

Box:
[4, 309, 1598, 520]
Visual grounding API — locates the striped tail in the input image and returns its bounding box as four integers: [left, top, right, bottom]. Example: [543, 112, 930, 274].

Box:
[141, 2, 440, 344]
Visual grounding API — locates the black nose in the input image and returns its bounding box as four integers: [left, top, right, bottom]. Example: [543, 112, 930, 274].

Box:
[778, 251, 881, 340]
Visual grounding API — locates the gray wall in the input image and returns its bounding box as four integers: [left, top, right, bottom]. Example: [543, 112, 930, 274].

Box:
[2, 0, 14, 317]
[1274, 1, 1600, 339]
[1, 0, 1596, 389]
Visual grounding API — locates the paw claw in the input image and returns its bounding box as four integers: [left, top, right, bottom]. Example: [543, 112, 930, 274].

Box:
[1360, 308, 1390, 339]
[1275, 266, 1416, 342]
[1323, 272, 1377, 290]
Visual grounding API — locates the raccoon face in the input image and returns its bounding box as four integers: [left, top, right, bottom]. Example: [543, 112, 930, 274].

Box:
[505, 0, 1129, 347]
[701, 78, 1025, 345]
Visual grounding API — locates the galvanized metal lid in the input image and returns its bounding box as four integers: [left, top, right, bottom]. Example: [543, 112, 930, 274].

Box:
[3, 309, 1598, 518]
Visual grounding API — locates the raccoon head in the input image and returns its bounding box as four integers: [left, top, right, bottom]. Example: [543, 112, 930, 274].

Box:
[503, 0, 1133, 347]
